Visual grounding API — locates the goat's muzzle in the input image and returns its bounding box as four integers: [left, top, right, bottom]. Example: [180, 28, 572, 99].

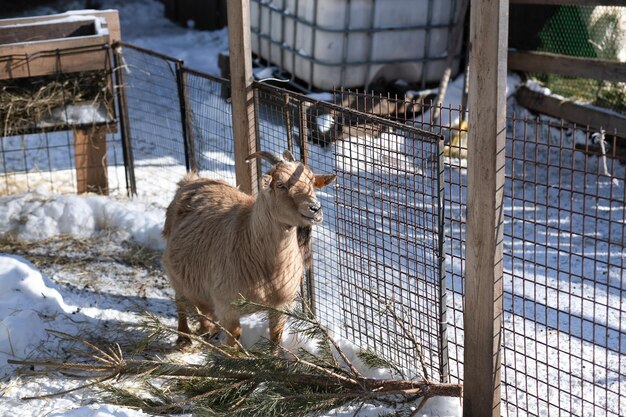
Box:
[302, 202, 323, 224]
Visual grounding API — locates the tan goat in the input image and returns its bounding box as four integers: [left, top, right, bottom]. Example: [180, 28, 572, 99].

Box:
[162, 150, 336, 347]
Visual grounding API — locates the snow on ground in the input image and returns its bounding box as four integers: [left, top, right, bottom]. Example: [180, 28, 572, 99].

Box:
[1, 1, 625, 416]
[0, 6, 462, 415]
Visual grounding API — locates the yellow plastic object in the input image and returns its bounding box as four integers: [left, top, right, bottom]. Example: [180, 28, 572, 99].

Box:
[444, 119, 468, 159]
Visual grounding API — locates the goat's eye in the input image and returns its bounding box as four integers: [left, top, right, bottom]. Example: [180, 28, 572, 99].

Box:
[275, 181, 286, 190]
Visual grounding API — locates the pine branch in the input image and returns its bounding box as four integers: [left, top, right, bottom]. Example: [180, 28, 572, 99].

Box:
[361, 288, 431, 382]
[238, 298, 365, 383]
[9, 297, 462, 416]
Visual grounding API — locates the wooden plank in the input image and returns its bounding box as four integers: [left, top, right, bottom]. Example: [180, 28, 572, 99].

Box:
[0, 10, 121, 79]
[0, 10, 121, 44]
[0, 35, 109, 80]
[464, 0, 508, 416]
[510, 0, 623, 5]
[0, 20, 96, 45]
[0, 33, 108, 57]
[516, 85, 626, 136]
[74, 125, 108, 195]
[227, 0, 258, 195]
[508, 50, 626, 83]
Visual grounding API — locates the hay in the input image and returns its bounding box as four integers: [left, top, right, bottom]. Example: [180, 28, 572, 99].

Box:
[0, 70, 113, 137]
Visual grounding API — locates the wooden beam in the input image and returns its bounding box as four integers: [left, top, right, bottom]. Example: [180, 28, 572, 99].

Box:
[0, 20, 96, 44]
[516, 85, 626, 137]
[0, 10, 121, 43]
[464, 0, 508, 416]
[0, 35, 109, 80]
[227, 0, 258, 195]
[508, 51, 626, 83]
[510, 0, 623, 5]
[74, 125, 108, 195]
[0, 10, 121, 80]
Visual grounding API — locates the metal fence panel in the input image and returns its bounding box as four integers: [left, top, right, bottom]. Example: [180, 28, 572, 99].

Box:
[253, 83, 448, 381]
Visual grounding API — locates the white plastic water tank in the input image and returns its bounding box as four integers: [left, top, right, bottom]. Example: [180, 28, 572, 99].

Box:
[250, 0, 462, 90]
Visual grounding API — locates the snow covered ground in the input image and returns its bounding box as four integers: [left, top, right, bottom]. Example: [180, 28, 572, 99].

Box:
[0, 1, 464, 416]
[1, 1, 625, 416]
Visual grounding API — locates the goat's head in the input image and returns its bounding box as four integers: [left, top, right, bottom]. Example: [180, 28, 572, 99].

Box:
[246, 150, 336, 226]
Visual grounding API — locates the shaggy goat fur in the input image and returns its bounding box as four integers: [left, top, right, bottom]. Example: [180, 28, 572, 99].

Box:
[162, 151, 335, 347]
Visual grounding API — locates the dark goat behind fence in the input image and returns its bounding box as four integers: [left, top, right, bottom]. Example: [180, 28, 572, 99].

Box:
[1, 43, 625, 416]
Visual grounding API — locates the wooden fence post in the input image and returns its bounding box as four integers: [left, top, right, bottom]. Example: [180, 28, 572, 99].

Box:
[227, 0, 258, 195]
[74, 126, 108, 195]
[464, 0, 508, 416]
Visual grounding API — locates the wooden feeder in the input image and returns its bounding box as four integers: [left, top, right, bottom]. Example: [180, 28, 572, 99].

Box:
[0, 10, 121, 195]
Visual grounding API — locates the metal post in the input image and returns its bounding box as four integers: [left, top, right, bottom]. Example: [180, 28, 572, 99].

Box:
[437, 134, 449, 383]
[112, 45, 137, 196]
[176, 62, 197, 172]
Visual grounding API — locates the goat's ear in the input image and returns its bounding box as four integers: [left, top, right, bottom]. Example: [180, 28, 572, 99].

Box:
[261, 174, 273, 190]
[313, 174, 336, 188]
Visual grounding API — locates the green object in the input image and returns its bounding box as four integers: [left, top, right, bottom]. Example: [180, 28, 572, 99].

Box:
[539, 6, 597, 58]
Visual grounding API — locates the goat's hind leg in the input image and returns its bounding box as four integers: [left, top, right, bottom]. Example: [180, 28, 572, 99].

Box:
[220, 311, 242, 347]
[174, 295, 192, 349]
[195, 302, 218, 340]
[269, 310, 287, 352]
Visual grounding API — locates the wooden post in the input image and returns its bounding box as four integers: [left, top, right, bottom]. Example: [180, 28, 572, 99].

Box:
[74, 126, 108, 195]
[227, 0, 258, 195]
[464, 0, 508, 416]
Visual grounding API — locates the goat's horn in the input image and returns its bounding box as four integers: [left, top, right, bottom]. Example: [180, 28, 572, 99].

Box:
[245, 151, 283, 165]
[282, 150, 295, 162]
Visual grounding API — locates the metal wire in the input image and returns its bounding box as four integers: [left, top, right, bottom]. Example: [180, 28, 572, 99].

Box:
[253, 82, 448, 381]
[0, 45, 125, 196]
[3, 42, 626, 416]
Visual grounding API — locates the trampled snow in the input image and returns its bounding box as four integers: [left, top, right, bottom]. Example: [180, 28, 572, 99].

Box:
[0, 244, 461, 416]
[2, 0, 624, 416]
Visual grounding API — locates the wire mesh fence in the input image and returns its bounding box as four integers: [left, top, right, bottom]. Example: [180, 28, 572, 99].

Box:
[333, 89, 626, 415]
[502, 116, 626, 416]
[112, 43, 235, 206]
[253, 83, 449, 381]
[513, 4, 626, 114]
[2, 41, 626, 416]
[0, 45, 126, 196]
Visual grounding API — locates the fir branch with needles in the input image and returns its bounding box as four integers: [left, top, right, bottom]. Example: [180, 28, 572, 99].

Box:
[9, 298, 461, 416]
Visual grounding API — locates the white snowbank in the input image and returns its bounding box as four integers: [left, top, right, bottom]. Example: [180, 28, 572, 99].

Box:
[0, 255, 72, 377]
[48, 404, 153, 417]
[0, 192, 165, 250]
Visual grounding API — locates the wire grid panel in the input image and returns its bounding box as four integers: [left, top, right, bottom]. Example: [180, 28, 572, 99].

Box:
[414, 100, 626, 415]
[340, 91, 468, 383]
[253, 83, 448, 381]
[502, 119, 626, 417]
[116, 44, 188, 206]
[183, 68, 235, 184]
[532, 5, 625, 114]
[0, 46, 126, 196]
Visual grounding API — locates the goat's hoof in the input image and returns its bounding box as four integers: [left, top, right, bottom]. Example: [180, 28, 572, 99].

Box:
[175, 336, 192, 350]
[198, 331, 220, 343]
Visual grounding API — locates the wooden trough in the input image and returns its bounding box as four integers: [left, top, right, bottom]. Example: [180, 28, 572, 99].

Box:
[0, 10, 121, 195]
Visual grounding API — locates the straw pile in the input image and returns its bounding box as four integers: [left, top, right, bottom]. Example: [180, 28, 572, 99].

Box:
[0, 70, 113, 137]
